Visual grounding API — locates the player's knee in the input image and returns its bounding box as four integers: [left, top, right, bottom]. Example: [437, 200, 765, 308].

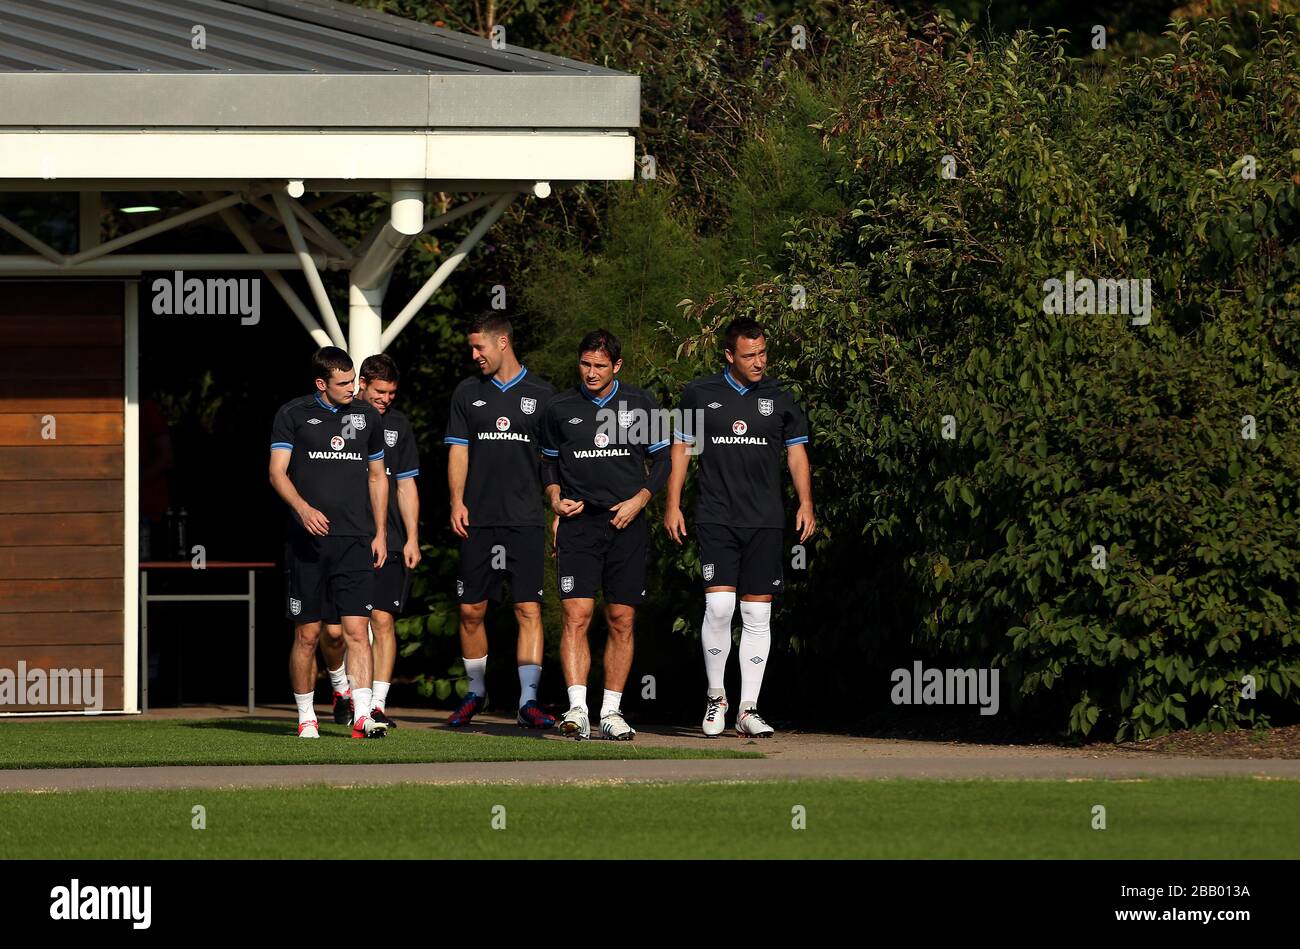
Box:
[294, 623, 321, 649]
[704, 590, 737, 624]
[606, 606, 635, 637]
[562, 603, 593, 628]
[514, 602, 541, 622]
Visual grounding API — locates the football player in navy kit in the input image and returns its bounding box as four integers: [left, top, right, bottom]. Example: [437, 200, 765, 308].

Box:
[443, 313, 557, 728]
[664, 319, 815, 738]
[540, 329, 670, 740]
[343, 354, 420, 728]
[269, 346, 390, 739]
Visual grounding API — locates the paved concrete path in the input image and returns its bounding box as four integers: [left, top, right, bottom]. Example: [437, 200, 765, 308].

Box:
[5, 702, 1294, 790]
[4, 706, 1297, 790]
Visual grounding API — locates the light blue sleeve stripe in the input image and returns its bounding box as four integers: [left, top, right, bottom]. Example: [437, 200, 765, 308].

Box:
[444, 436, 469, 445]
[784, 436, 809, 446]
[673, 430, 696, 444]
[368, 450, 385, 461]
[540, 448, 560, 457]
[271, 442, 293, 451]
[395, 468, 420, 480]
[647, 439, 670, 453]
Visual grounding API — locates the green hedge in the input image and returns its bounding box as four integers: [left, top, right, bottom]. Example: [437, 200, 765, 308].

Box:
[524, 4, 1300, 739]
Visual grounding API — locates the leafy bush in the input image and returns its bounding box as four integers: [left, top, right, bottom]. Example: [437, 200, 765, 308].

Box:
[524, 3, 1300, 739]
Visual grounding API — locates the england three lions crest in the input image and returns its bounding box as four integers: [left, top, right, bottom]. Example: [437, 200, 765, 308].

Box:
[618, 410, 635, 428]
[520, 397, 537, 415]
[384, 429, 398, 448]
[758, 398, 774, 417]
[349, 413, 367, 430]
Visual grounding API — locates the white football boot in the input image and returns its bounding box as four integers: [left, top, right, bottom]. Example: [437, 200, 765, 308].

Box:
[297, 720, 320, 739]
[735, 707, 775, 738]
[560, 706, 590, 740]
[599, 710, 636, 741]
[702, 694, 728, 737]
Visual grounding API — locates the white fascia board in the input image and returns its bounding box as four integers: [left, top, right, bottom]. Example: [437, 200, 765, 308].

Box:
[0, 131, 635, 182]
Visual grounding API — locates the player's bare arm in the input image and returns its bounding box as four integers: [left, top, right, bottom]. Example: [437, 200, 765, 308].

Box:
[610, 487, 652, 529]
[368, 456, 388, 568]
[546, 483, 585, 518]
[397, 477, 421, 568]
[269, 449, 329, 535]
[663, 441, 691, 543]
[447, 443, 470, 538]
[787, 443, 815, 542]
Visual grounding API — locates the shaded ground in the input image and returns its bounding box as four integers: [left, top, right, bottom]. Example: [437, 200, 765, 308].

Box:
[1117, 723, 1300, 759]
[2, 706, 1299, 790]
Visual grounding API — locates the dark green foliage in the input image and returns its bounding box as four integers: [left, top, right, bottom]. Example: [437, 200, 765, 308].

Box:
[514, 3, 1300, 739]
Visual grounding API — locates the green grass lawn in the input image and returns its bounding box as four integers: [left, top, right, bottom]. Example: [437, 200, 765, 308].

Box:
[1, 778, 1296, 859]
[0, 718, 757, 769]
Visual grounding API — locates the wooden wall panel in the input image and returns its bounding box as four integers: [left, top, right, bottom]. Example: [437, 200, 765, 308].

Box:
[0, 513, 123, 546]
[0, 481, 123, 514]
[0, 283, 127, 714]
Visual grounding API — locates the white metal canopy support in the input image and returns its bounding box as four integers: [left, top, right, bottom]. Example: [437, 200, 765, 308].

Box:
[216, 202, 334, 349]
[0, 253, 327, 273]
[66, 192, 254, 266]
[274, 189, 348, 349]
[0, 213, 64, 263]
[380, 192, 516, 351]
[247, 194, 353, 262]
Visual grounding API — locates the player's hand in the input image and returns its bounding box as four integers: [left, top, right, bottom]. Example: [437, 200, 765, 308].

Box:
[795, 503, 816, 543]
[372, 535, 387, 569]
[609, 491, 649, 530]
[403, 538, 422, 569]
[450, 502, 470, 539]
[298, 504, 330, 536]
[663, 505, 687, 545]
[552, 497, 585, 518]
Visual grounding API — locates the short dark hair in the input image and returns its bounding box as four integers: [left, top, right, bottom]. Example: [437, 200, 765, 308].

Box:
[311, 346, 353, 384]
[359, 353, 399, 384]
[724, 318, 765, 353]
[578, 328, 621, 365]
[468, 311, 513, 346]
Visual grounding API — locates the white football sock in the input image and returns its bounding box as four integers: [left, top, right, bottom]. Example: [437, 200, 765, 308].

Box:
[600, 689, 622, 718]
[372, 680, 390, 711]
[352, 687, 373, 723]
[328, 663, 349, 695]
[464, 656, 487, 696]
[739, 600, 772, 705]
[518, 664, 541, 707]
[294, 692, 316, 724]
[567, 684, 587, 711]
[702, 591, 736, 691]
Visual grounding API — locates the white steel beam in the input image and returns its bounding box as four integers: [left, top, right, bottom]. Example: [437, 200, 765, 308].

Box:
[0, 132, 635, 182]
[380, 192, 516, 350]
[0, 213, 64, 263]
[216, 203, 334, 349]
[66, 192, 252, 266]
[274, 190, 347, 349]
[0, 254, 329, 272]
